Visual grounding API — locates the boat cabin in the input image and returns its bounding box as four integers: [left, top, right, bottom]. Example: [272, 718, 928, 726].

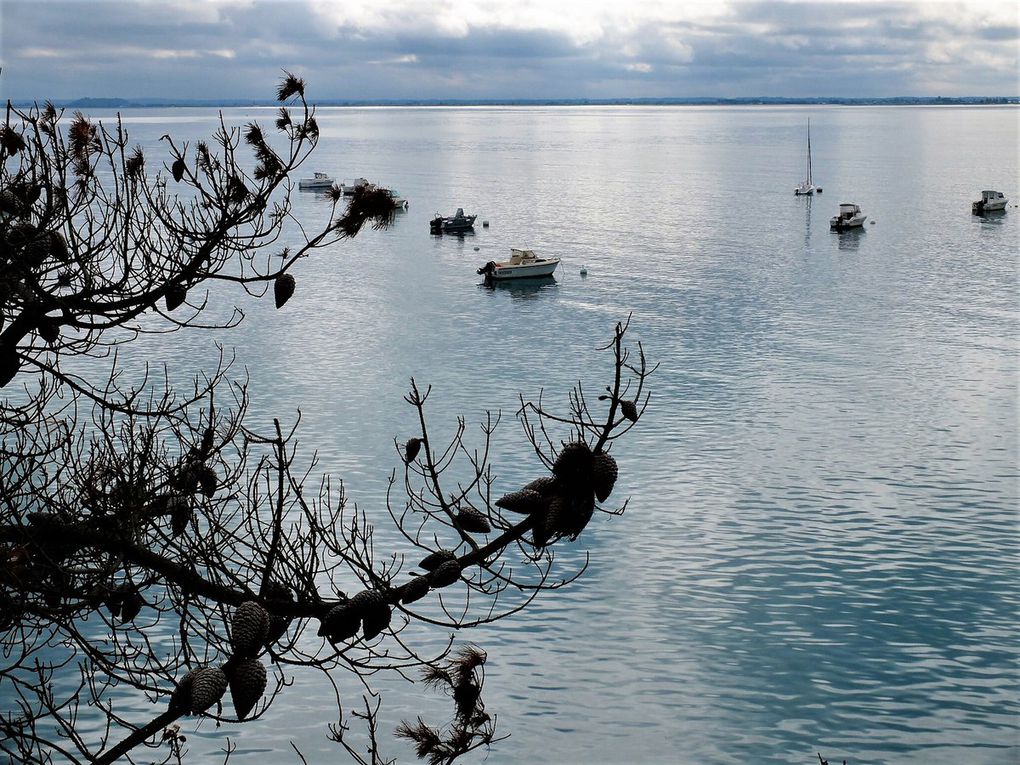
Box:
[509, 248, 538, 264]
[980, 190, 1005, 203]
[837, 203, 861, 219]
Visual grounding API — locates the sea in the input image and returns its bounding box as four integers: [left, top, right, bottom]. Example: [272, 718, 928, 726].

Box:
[53, 104, 1020, 763]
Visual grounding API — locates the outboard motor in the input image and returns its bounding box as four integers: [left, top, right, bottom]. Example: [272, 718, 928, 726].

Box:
[430, 215, 444, 233]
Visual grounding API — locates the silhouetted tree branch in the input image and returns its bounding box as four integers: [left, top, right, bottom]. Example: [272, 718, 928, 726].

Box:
[1, 75, 651, 764]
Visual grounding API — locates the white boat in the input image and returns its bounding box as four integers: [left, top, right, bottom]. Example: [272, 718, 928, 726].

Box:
[380, 187, 409, 210]
[972, 190, 1008, 214]
[830, 202, 867, 230]
[477, 248, 560, 281]
[340, 177, 372, 196]
[794, 119, 823, 196]
[298, 172, 334, 191]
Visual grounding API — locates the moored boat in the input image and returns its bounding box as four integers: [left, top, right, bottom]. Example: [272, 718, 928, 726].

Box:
[298, 172, 334, 191]
[430, 208, 476, 233]
[381, 188, 409, 210]
[794, 119, 823, 196]
[477, 248, 560, 281]
[340, 177, 372, 196]
[830, 202, 867, 230]
[972, 190, 1008, 214]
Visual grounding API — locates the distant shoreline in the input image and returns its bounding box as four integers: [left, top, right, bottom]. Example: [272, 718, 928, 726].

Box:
[9, 96, 1019, 110]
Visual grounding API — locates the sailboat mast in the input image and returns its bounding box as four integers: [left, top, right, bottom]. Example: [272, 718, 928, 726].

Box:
[807, 118, 812, 186]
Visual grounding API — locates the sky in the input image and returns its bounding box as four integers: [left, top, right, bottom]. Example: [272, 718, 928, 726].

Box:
[0, 0, 1017, 101]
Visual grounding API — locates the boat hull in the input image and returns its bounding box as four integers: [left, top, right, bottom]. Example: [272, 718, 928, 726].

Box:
[488, 260, 560, 280]
[830, 216, 867, 230]
[431, 215, 476, 233]
[973, 200, 1008, 213]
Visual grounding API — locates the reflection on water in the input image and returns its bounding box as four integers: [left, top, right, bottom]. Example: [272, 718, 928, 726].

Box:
[67, 104, 1019, 765]
[800, 194, 813, 248]
[480, 275, 559, 300]
[974, 209, 1008, 225]
[835, 227, 866, 250]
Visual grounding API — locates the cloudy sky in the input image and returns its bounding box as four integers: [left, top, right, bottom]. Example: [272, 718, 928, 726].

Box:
[1, 0, 1017, 101]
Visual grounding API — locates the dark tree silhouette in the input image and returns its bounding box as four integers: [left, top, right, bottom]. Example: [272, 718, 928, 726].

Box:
[0, 75, 652, 764]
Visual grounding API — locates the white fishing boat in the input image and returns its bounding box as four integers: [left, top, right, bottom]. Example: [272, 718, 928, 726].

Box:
[830, 202, 867, 230]
[477, 248, 560, 281]
[298, 172, 334, 191]
[972, 190, 1008, 214]
[340, 177, 372, 196]
[794, 119, 822, 196]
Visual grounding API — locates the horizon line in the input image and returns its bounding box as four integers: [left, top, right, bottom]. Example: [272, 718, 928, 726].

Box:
[9, 95, 1020, 109]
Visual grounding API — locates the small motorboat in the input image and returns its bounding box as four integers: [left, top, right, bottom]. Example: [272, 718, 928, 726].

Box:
[430, 208, 476, 234]
[340, 177, 372, 196]
[298, 172, 334, 191]
[830, 202, 867, 230]
[477, 248, 560, 281]
[380, 187, 409, 210]
[972, 190, 1008, 215]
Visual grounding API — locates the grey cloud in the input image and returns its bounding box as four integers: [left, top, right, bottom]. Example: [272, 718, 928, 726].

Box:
[0, 0, 1016, 101]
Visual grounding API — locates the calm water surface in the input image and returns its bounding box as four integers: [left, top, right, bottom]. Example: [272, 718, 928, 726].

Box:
[70, 105, 1019, 763]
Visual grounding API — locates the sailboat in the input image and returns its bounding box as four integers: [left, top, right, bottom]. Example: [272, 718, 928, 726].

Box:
[794, 119, 823, 196]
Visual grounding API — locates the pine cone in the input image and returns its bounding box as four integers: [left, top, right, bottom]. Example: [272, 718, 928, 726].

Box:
[562, 489, 596, 540]
[171, 158, 186, 183]
[552, 441, 593, 487]
[495, 488, 545, 515]
[37, 318, 60, 344]
[264, 583, 294, 646]
[195, 464, 217, 498]
[189, 666, 228, 714]
[105, 582, 134, 620]
[404, 437, 422, 464]
[318, 603, 360, 642]
[273, 273, 295, 308]
[47, 230, 70, 262]
[119, 591, 145, 623]
[591, 452, 618, 503]
[418, 549, 456, 572]
[522, 476, 559, 496]
[230, 601, 270, 658]
[399, 575, 430, 605]
[228, 657, 267, 720]
[165, 284, 187, 311]
[361, 600, 392, 641]
[620, 399, 639, 422]
[456, 506, 490, 534]
[169, 496, 191, 537]
[429, 559, 461, 588]
[533, 496, 565, 548]
[169, 668, 199, 713]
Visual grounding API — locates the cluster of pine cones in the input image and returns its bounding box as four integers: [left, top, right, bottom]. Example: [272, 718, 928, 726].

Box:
[496, 440, 619, 547]
[169, 593, 292, 721]
[164, 426, 218, 537]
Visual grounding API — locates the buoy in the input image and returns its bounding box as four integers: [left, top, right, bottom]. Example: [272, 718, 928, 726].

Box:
[870, 220, 876, 224]
[482, 220, 489, 227]
[580, 266, 588, 276]
[473, 246, 479, 251]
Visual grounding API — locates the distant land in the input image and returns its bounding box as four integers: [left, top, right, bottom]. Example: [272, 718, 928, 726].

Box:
[9, 95, 1019, 109]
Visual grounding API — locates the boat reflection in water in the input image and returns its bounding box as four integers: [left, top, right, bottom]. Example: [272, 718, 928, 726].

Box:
[480, 274, 558, 300]
[836, 227, 866, 251]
